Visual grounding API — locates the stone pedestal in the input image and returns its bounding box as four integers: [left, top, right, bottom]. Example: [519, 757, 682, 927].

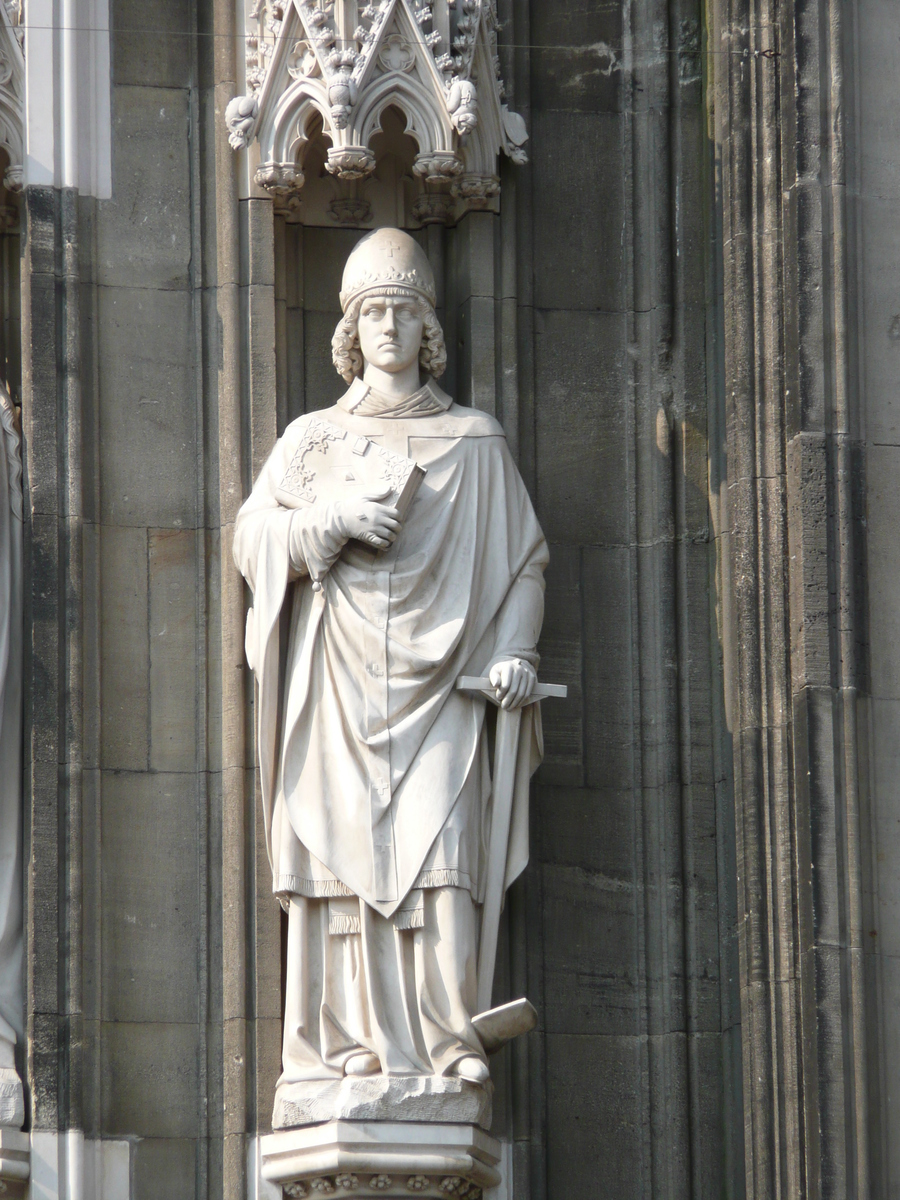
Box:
[274, 1077, 491, 1132]
[260, 1121, 501, 1199]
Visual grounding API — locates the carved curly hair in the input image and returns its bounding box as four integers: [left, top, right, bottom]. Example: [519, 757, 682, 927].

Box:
[331, 294, 447, 384]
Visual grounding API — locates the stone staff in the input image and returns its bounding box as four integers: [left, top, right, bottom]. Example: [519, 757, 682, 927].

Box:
[456, 675, 567, 1015]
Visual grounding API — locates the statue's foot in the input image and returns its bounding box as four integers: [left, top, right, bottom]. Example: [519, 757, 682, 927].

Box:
[344, 1051, 380, 1077]
[453, 1055, 489, 1085]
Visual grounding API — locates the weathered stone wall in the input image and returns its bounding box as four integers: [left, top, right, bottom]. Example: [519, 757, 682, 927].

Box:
[522, 2, 742, 1197]
[708, 0, 876, 1194]
[22, 0, 242, 1191]
[852, 0, 900, 1192]
[22, 0, 211, 1187]
[19, 0, 900, 1192]
[18, 0, 748, 1198]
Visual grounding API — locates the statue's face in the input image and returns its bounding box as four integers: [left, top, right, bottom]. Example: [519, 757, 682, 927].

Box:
[357, 294, 425, 374]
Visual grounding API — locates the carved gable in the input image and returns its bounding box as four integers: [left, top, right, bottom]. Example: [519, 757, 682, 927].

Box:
[225, 0, 527, 224]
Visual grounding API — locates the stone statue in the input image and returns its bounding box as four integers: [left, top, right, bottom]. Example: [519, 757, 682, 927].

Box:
[234, 229, 548, 1130]
[0, 384, 23, 1129]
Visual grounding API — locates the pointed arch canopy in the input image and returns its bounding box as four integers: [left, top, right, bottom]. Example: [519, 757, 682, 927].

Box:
[225, 0, 528, 215]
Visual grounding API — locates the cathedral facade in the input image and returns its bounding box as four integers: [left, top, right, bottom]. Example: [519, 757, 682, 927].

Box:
[0, 0, 894, 1196]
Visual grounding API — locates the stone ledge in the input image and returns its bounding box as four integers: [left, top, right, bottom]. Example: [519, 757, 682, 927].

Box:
[261, 1120, 501, 1199]
[274, 1077, 491, 1132]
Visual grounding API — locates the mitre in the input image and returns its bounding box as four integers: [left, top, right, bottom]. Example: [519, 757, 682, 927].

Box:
[339, 228, 437, 312]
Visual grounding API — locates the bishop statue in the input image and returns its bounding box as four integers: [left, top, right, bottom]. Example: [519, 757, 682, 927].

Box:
[234, 229, 548, 1125]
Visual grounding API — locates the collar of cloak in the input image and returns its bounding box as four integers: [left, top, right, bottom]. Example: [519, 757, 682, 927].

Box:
[339, 376, 452, 419]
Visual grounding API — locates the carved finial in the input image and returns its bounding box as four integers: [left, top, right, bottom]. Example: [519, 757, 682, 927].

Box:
[325, 146, 376, 181]
[225, 93, 259, 149]
[327, 197, 373, 225]
[446, 78, 477, 133]
[326, 50, 359, 129]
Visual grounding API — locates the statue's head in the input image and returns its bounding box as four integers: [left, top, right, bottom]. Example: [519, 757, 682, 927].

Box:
[332, 228, 447, 384]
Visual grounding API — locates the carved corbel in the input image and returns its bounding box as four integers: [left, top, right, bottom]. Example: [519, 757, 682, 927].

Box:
[411, 193, 455, 225]
[325, 147, 377, 181]
[327, 197, 374, 225]
[412, 151, 464, 182]
[500, 105, 528, 165]
[412, 151, 464, 224]
[451, 174, 499, 208]
[254, 161, 305, 209]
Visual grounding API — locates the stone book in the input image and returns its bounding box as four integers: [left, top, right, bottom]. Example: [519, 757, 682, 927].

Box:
[274, 416, 426, 521]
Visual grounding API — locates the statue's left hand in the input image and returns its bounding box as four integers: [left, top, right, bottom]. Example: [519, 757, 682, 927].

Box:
[334, 491, 402, 550]
[489, 658, 537, 710]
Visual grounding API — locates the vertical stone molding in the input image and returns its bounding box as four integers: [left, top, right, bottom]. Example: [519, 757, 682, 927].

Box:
[708, 0, 869, 1195]
[0, 383, 23, 1131]
[20, 186, 87, 1148]
[8, 0, 764, 1191]
[22, 0, 111, 196]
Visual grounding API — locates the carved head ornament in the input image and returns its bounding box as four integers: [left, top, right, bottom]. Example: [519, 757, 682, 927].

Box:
[339, 228, 437, 313]
[333, 230, 446, 383]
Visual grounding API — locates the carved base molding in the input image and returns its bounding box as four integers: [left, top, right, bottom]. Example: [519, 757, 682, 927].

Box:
[260, 1121, 501, 1200]
[281, 1175, 484, 1199]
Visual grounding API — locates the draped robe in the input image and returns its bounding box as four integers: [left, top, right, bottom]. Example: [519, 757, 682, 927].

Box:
[234, 378, 548, 1086]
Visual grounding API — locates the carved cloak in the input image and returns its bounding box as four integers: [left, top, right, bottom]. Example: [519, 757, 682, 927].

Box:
[234, 381, 548, 920]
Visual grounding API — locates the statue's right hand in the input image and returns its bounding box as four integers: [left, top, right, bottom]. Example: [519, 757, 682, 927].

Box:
[335, 491, 402, 550]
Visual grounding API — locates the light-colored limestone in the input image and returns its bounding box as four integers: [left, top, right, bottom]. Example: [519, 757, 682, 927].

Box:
[0, 1069, 22, 1129]
[470, 998, 537, 1055]
[274, 1076, 492, 1132]
[0, 1128, 27, 1197]
[235, 233, 547, 1158]
[22, 0, 111, 196]
[97, 86, 192, 290]
[96, 286, 198, 529]
[260, 1120, 501, 1197]
[226, 0, 524, 220]
[29, 1132, 128, 1200]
